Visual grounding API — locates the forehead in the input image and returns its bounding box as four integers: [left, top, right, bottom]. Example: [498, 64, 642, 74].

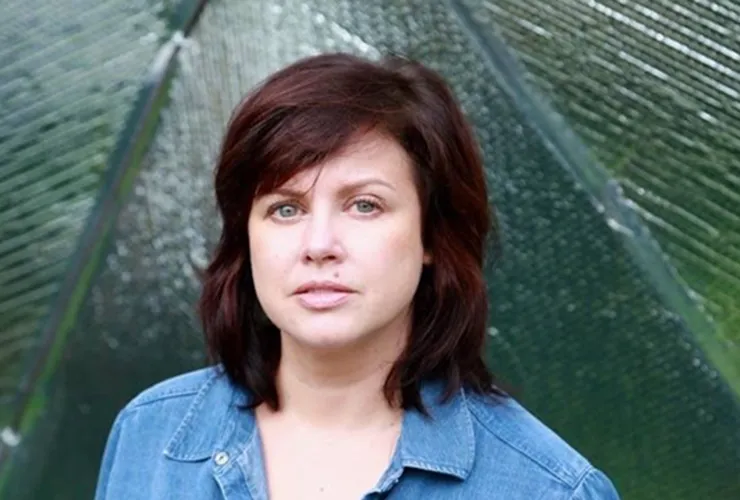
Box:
[277, 132, 414, 192]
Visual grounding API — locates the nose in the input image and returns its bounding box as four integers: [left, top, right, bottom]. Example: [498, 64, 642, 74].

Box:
[301, 211, 345, 265]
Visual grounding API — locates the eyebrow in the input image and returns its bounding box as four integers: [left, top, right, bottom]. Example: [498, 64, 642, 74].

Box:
[268, 178, 396, 198]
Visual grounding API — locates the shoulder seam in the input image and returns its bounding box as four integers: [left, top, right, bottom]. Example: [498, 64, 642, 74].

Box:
[124, 367, 221, 410]
[467, 400, 586, 489]
[568, 466, 598, 500]
[126, 387, 202, 410]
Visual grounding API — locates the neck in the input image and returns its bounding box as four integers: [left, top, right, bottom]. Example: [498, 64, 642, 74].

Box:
[268, 325, 406, 430]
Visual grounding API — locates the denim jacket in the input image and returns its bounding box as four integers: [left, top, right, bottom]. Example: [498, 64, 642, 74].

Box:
[95, 367, 619, 499]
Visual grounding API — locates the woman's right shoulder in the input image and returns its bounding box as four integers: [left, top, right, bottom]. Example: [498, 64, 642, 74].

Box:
[107, 365, 234, 446]
[95, 366, 247, 499]
[122, 365, 224, 412]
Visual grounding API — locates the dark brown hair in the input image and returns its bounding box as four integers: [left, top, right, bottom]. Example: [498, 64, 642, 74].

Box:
[199, 52, 505, 412]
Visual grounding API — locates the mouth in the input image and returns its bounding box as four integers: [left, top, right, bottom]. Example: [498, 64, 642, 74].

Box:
[293, 281, 355, 310]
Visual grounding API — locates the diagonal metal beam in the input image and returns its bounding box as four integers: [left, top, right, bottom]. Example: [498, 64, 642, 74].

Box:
[446, 0, 739, 399]
[0, 0, 211, 486]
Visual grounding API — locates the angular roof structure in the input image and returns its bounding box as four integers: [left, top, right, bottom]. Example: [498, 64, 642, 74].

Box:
[1, 1, 737, 498]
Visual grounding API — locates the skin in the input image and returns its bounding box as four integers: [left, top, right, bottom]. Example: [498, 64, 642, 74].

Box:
[247, 130, 431, 499]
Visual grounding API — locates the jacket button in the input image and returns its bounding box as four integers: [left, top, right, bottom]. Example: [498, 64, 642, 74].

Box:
[214, 451, 230, 466]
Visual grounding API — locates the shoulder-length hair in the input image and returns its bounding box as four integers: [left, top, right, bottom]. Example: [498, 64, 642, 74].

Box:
[199, 52, 505, 412]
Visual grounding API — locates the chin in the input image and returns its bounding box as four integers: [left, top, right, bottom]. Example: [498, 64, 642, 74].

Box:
[289, 333, 364, 352]
[292, 320, 362, 344]
[283, 319, 371, 351]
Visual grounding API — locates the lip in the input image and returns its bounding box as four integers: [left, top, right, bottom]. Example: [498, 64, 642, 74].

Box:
[293, 281, 355, 310]
[293, 280, 355, 294]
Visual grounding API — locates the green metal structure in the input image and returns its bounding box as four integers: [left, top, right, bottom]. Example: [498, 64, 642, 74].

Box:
[0, 1, 738, 498]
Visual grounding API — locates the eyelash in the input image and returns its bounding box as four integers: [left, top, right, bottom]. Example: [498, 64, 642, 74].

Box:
[266, 197, 382, 218]
[266, 202, 302, 220]
[351, 197, 382, 214]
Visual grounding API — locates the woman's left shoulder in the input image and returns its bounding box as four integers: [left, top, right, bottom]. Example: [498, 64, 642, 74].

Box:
[463, 391, 620, 499]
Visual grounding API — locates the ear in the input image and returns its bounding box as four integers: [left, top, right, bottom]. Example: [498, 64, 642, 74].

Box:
[423, 251, 433, 265]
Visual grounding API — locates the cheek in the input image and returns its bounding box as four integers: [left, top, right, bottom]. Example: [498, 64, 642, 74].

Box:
[355, 221, 425, 275]
[249, 230, 291, 295]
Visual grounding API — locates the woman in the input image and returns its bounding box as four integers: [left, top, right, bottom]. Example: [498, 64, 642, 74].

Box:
[95, 52, 619, 499]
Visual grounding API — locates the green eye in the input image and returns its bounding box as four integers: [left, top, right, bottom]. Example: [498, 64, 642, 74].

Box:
[355, 200, 377, 213]
[275, 204, 298, 218]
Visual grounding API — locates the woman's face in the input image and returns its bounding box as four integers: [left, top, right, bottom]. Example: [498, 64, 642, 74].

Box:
[248, 131, 430, 354]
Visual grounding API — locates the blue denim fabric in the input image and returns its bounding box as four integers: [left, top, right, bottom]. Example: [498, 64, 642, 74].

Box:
[95, 367, 620, 499]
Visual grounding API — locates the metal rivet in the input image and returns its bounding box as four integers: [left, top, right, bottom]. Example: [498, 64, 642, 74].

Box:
[214, 451, 230, 466]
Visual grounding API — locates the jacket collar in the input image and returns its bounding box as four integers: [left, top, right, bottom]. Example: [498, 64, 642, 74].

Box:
[397, 380, 476, 480]
[163, 369, 476, 480]
[163, 368, 254, 462]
